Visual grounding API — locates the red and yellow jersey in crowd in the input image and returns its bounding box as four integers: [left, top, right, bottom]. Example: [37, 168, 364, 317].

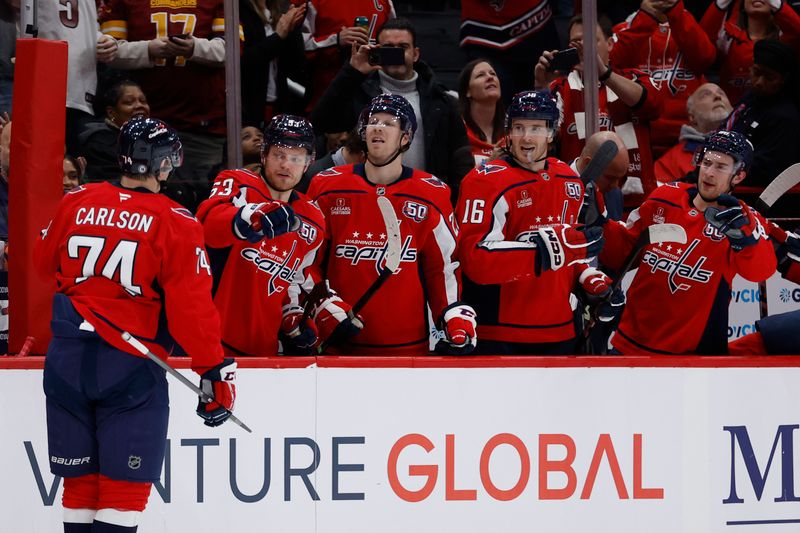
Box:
[33, 182, 224, 372]
[550, 69, 663, 207]
[611, 0, 716, 156]
[307, 163, 460, 355]
[196, 169, 325, 357]
[456, 157, 584, 344]
[459, 0, 553, 50]
[99, 0, 229, 134]
[602, 182, 776, 355]
[700, 1, 800, 105]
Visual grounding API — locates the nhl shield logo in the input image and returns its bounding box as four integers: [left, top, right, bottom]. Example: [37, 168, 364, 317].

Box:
[128, 456, 142, 470]
[376, 187, 386, 196]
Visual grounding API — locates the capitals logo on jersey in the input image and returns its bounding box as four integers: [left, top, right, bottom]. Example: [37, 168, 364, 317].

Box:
[334, 235, 417, 275]
[641, 239, 713, 294]
[241, 240, 301, 295]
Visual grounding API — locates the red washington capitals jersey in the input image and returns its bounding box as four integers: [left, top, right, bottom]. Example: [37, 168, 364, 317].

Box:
[460, 0, 553, 50]
[611, 3, 716, 155]
[550, 69, 662, 206]
[196, 169, 325, 356]
[99, 0, 228, 134]
[307, 164, 460, 355]
[33, 182, 224, 372]
[456, 157, 585, 344]
[601, 182, 776, 355]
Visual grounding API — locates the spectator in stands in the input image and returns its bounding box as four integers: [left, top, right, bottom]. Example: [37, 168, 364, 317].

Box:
[535, 14, 663, 208]
[610, 0, 716, 158]
[312, 18, 473, 200]
[0, 18, 13, 115]
[298, 129, 365, 193]
[240, 0, 307, 127]
[296, 0, 395, 113]
[99, 0, 230, 199]
[458, 59, 505, 168]
[0, 119, 9, 235]
[701, 0, 800, 105]
[571, 130, 629, 221]
[62, 155, 84, 193]
[79, 80, 150, 183]
[654, 82, 732, 183]
[724, 39, 800, 188]
[459, 0, 560, 103]
[240, 125, 265, 171]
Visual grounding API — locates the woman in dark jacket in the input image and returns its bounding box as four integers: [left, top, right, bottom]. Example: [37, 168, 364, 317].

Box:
[240, 0, 307, 127]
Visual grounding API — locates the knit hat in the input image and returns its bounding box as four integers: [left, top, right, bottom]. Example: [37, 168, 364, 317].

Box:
[753, 39, 797, 77]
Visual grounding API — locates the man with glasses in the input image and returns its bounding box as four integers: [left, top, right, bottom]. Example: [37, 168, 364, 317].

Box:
[307, 94, 476, 356]
[456, 90, 605, 355]
[197, 115, 326, 356]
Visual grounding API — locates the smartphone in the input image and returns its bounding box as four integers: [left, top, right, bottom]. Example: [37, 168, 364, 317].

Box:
[168, 33, 190, 42]
[547, 48, 580, 73]
[368, 46, 405, 66]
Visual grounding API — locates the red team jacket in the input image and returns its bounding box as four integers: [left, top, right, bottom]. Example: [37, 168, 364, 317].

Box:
[456, 157, 585, 344]
[459, 0, 553, 50]
[610, 1, 716, 155]
[700, 1, 800, 105]
[33, 182, 224, 372]
[550, 69, 663, 206]
[307, 164, 461, 355]
[601, 182, 776, 355]
[99, 0, 229, 135]
[196, 169, 325, 356]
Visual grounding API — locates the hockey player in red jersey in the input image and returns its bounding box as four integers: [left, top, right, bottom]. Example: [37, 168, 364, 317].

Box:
[456, 90, 605, 355]
[601, 130, 777, 354]
[307, 94, 476, 356]
[33, 117, 236, 533]
[196, 115, 325, 356]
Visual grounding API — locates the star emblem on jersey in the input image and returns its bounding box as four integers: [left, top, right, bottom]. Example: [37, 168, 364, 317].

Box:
[128, 456, 141, 470]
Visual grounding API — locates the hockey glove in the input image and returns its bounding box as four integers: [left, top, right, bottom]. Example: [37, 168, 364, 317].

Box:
[596, 287, 626, 323]
[578, 267, 612, 299]
[312, 292, 364, 348]
[777, 231, 800, 283]
[704, 195, 762, 252]
[280, 304, 319, 355]
[532, 225, 604, 275]
[579, 182, 608, 228]
[233, 201, 299, 242]
[196, 358, 237, 427]
[434, 303, 477, 355]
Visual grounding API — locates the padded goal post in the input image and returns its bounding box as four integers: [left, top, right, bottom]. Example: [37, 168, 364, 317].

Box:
[8, 38, 67, 354]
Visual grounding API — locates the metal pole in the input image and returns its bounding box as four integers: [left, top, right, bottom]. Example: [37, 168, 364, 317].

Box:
[224, 0, 243, 169]
[581, 0, 599, 139]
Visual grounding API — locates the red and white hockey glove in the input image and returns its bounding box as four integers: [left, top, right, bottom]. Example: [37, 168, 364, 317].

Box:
[578, 266, 612, 299]
[777, 231, 800, 284]
[234, 201, 299, 242]
[532, 225, 604, 274]
[196, 358, 237, 427]
[435, 303, 477, 355]
[704, 195, 765, 252]
[312, 292, 364, 348]
[280, 304, 319, 355]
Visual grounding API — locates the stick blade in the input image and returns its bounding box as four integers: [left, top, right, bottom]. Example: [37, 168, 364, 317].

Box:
[646, 223, 687, 245]
[755, 162, 800, 214]
[579, 140, 619, 185]
[376, 196, 402, 273]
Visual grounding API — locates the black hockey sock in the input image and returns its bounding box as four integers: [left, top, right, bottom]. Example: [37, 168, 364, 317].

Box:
[91, 521, 137, 533]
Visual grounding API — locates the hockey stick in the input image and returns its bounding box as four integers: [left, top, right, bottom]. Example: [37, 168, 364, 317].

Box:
[752, 163, 800, 319]
[579, 139, 619, 185]
[582, 223, 688, 353]
[121, 332, 253, 433]
[317, 195, 402, 353]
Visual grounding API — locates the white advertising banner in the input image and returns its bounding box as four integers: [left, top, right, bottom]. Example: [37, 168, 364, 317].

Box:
[4, 364, 800, 532]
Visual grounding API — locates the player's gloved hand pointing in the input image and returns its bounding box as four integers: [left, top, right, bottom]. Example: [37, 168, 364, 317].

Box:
[234, 201, 299, 242]
[196, 358, 237, 427]
[532, 225, 604, 274]
[704, 195, 763, 251]
[435, 303, 477, 355]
